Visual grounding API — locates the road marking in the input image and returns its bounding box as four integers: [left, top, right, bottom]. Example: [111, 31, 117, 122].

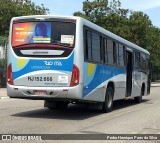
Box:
[113, 108, 141, 118]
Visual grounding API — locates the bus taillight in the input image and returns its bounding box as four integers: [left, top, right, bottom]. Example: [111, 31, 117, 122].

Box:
[70, 64, 79, 87]
[7, 64, 14, 85]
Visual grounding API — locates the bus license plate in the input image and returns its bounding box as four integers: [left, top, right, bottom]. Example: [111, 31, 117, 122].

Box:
[34, 90, 47, 95]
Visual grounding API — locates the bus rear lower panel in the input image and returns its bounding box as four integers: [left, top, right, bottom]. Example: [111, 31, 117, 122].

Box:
[7, 84, 83, 100]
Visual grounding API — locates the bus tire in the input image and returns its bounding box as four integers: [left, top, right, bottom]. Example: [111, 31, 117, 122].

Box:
[102, 86, 114, 113]
[134, 87, 143, 103]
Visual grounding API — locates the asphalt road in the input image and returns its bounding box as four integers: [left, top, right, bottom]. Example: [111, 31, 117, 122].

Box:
[0, 87, 160, 143]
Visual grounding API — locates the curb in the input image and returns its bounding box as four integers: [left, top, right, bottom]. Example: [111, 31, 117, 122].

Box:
[151, 84, 160, 87]
[0, 97, 10, 100]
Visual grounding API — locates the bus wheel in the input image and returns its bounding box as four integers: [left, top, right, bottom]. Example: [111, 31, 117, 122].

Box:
[134, 87, 143, 103]
[102, 86, 114, 113]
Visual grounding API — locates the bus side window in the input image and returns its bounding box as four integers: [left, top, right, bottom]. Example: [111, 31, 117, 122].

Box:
[91, 32, 101, 63]
[118, 44, 125, 67]
[100, 36, 103, 63]
[146, 54, 150, 73]
[140, 53, 148, 73]
[116, 43, 119, 66]
[113, 42, 117, 65]
[86, 30, 101, 63]
[135, 51, 141, 70]
[107, 39, 114, 65]
[133, 51, 136, 69]
[86, 30, 92, 60]
[104, 38, 108, 64]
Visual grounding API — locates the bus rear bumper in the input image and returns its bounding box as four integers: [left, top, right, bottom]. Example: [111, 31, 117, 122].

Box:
[7, 84, 83, 100]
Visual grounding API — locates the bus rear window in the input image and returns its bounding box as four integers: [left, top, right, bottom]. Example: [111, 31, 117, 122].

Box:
[12, 21, 76, 48]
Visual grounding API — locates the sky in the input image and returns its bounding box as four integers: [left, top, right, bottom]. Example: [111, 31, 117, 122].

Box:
[31, 0, 160, 28]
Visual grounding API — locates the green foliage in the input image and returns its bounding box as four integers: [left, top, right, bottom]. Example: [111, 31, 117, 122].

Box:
[0, 58, 5, 68]
[0, 36, 7, 46]
[74, 0, 160, 78]
[0, 0, 49, 37]
[0, 0, 50, 86]
[0, 42, 7, 87]
[74, 0, 129, 30]
[146, 27, 160, 73]
[128, 11, 152, 47]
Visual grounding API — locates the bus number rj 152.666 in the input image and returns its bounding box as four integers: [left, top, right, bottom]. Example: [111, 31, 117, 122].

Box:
[28, 77, 53, 82]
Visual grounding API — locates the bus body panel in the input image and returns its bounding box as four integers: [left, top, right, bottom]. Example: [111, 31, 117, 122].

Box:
[82, 17, 150, 102]
[7, 84, 68, 99]
[141, 72, 148, 96]
[7, 15, 151, 104]
[83, 63, 105, 102]
[132, 71, 148, 97]
[10, 50, 74, 87]
[7, 16, 83, 100]
[132, 70, 142, 97]
[67, 18, 84, 100]
[83, 62, 126, 102]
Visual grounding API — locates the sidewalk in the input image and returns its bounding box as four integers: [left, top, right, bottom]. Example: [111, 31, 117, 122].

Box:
[151, 82, 160, 87]
[0, 88, 9, 99]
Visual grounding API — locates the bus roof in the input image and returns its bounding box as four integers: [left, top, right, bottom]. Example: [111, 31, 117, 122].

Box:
[11, 15, 150, 55]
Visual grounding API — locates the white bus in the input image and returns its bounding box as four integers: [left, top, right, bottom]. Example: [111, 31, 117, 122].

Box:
[7, 15, 151, 112]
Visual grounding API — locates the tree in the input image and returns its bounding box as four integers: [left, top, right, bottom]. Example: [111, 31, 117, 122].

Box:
[0, 0, 50, 86]
[146, 26, 160, 80]
[128, 12, 160, 79]
[128, 11, 152, 48]
[74, 0, 160, 80]
[0, 0, 49, 38]
[74, 0, 128, 27]
[74, 0, 130, 39]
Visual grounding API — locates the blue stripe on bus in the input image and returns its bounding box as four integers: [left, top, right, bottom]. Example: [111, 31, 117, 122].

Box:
[83, 63, 126, 97]
[12, 52, 74, 80]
